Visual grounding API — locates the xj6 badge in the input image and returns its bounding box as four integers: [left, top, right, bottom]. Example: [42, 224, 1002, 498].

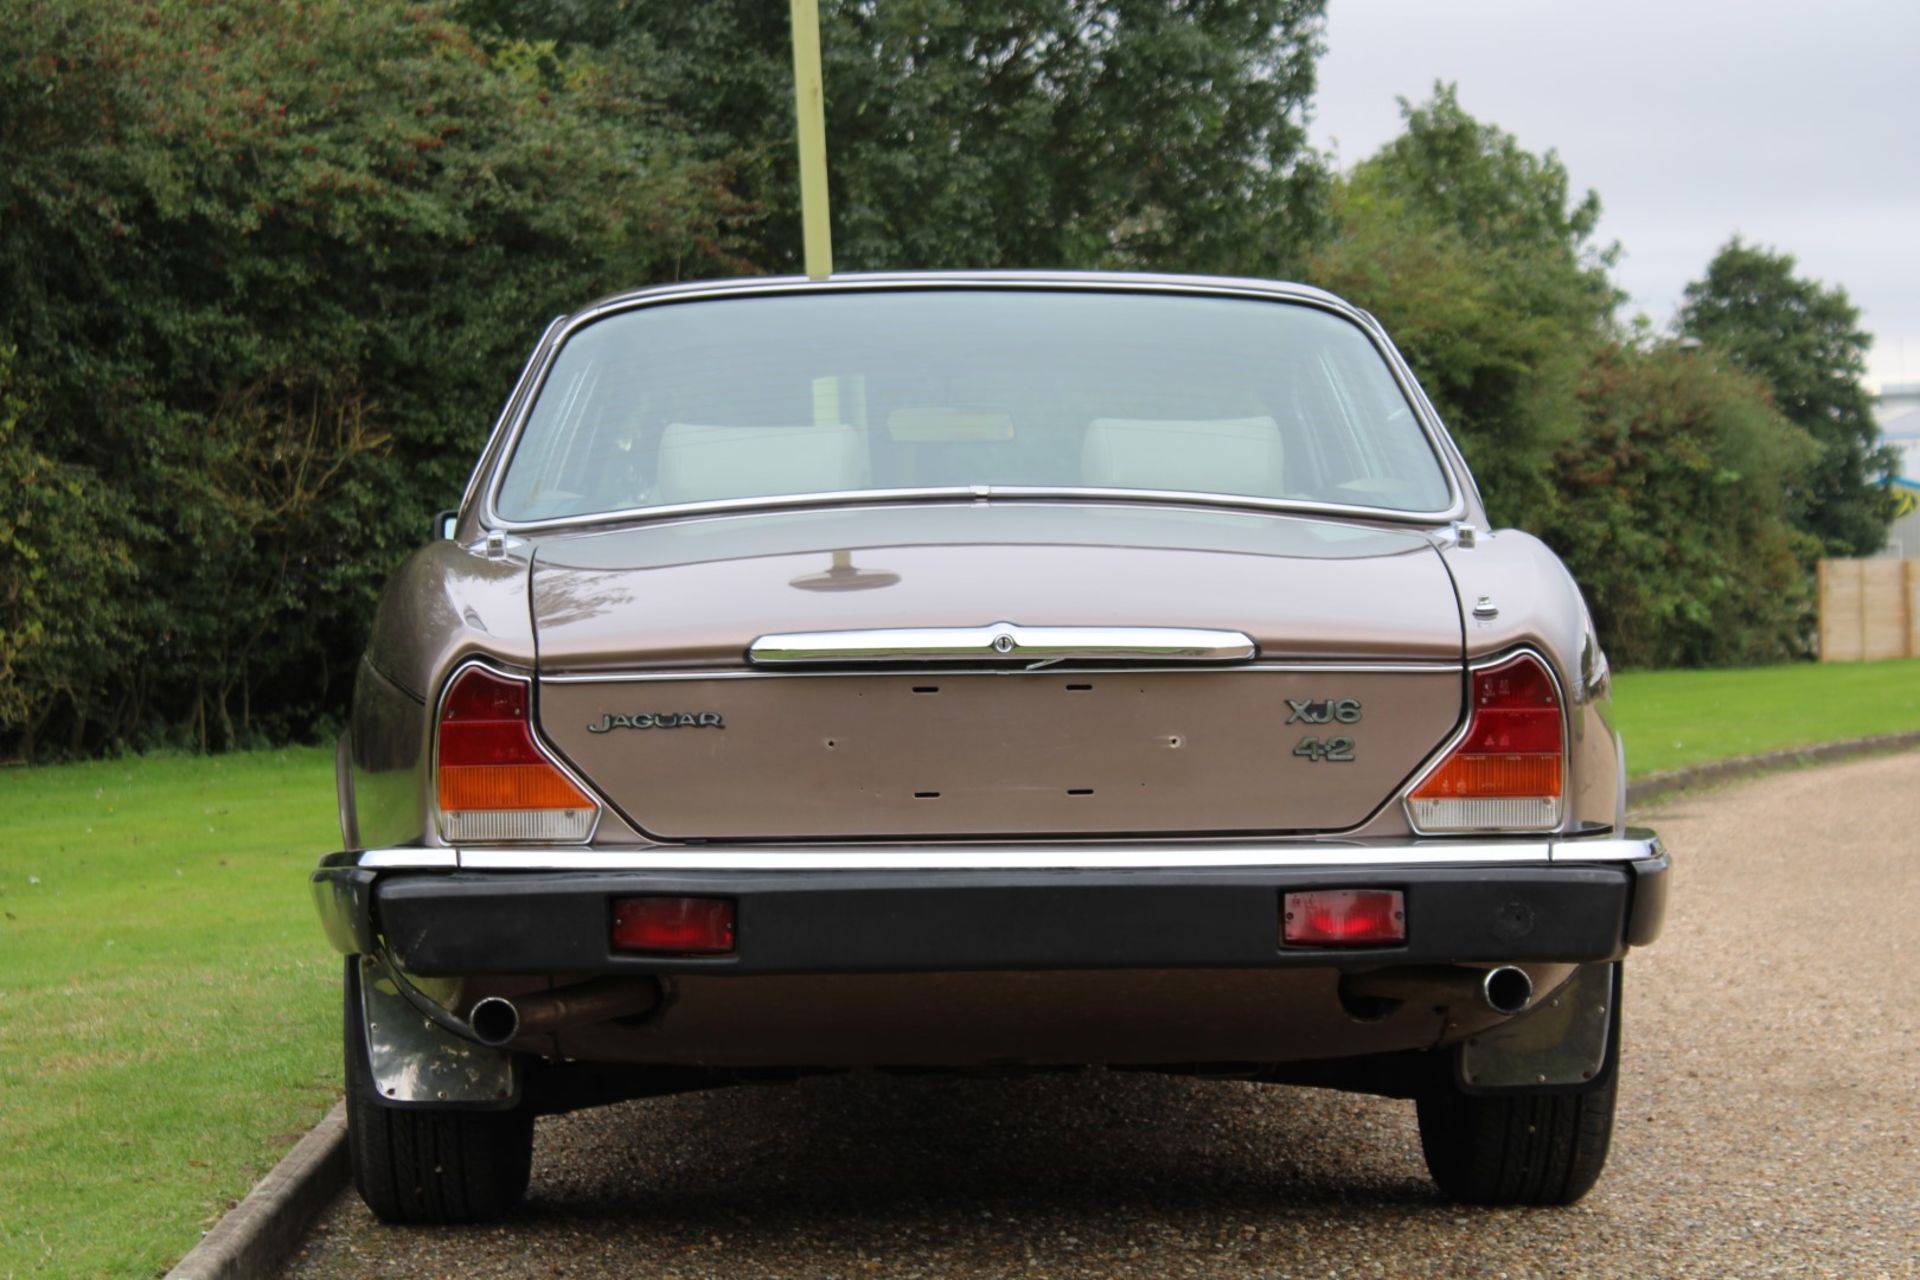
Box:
[1286, 697, 1362, 725]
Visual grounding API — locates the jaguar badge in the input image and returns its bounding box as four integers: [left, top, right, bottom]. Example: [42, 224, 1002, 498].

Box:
[587, 712, 725, 733]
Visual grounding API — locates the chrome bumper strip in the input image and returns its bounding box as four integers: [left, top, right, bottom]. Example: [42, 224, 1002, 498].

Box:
[321, 833, 1661, 873]
[351, 849, 460, 869]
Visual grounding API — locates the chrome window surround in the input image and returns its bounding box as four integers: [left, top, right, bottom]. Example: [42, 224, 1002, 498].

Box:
[1351, 307, 1488, 517]
[471, 274, 1473, 536]
[430, 658, 604, 846]
[747, 623, 1257, 666]
[454, 314, 568, 536]
[326, 831, 1663, 872]
[1398, 645, 1573, 838]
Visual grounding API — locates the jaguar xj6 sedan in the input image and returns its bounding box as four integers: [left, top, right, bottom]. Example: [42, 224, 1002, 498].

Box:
[313, 272, 1667, 1222]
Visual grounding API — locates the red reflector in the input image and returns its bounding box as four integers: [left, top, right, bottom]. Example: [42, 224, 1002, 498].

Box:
[1473, 655, 1560, 710]
[440, 720, 548, 767]
[611, 896, 736, 955]
[439, 669, 541, 768]
[1459, 707, 1563, 755]
[1282, 889, 1406, 947]
[441, 667, 531, 721]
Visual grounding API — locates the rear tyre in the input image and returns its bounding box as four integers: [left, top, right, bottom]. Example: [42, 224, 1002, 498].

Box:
[342, 962, 535, 1224]
[1415, 1070, 1616, 1205]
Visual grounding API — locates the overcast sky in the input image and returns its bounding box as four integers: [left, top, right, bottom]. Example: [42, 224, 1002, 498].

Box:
[1310, 0, 1920, 392]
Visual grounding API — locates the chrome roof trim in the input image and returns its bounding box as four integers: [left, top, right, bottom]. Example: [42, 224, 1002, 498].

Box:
[748, 623, 1256, 666]
[561, 270, 1358, 328]
[320, 834, 1661, 873]
[474, 273, 1472, 536]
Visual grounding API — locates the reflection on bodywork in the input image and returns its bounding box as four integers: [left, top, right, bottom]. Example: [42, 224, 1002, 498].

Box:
[789, 549, 901, 592]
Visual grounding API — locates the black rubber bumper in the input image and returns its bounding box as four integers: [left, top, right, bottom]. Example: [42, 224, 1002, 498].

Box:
[349, 854, 1669, 978]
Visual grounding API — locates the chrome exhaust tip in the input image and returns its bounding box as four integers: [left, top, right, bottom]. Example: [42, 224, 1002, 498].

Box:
[1339, 964, 1537, 1017]
[1482, 965, 1534, 1016]
[468, 996, 521, 1047]
[466, 978, 663, 1048]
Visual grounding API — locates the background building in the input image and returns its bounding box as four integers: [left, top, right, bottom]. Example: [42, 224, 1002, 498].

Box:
[1875, 386, 1920, 557]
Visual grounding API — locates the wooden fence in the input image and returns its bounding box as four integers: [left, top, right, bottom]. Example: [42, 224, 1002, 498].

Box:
[1817, 559, 1920, 661]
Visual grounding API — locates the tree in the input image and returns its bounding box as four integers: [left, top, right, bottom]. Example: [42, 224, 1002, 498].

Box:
[1311, 89, 1832, 665]
[1309, 85, 1619, 529]
[0, 0, 748, 756]
[460, 0, 1332, 276]
[1539, 343, 1819, 668]
[3, 0, 1334, 757]
[0, 347, 138, 758]
[1678, 239, 1898, 556]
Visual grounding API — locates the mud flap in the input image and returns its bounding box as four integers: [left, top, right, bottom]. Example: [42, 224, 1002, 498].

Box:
[350, 956, 520, 1109]
[1456, 961, 1619, 1095]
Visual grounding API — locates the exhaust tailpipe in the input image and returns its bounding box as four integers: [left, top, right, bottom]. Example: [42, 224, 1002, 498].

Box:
[1480, 965, 1533, 1015]
[469, 978, 662, 1048]
[1341, 965, 1535, 1016]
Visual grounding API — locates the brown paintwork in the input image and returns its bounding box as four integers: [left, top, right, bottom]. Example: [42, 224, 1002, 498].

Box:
[529, 503, 1465, 671]
[347, 658, 431, 849]
[363, 540, 537, 700]
[539, 667, 1461, 839]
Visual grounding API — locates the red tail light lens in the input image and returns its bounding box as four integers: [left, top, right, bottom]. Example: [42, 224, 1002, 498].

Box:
[1407, 653, 1565, 832]
[437, 666, 597, 842]
[612, 896, 737, 955]
[1282, 889, 1406, 946]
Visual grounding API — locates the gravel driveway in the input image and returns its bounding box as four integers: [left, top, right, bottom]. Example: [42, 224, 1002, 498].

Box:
[283, 752, 1920, 1279]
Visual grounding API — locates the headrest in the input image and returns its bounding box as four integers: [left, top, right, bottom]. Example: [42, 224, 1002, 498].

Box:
[657, 422, 869, 505]
[1082, 416, 1283, 494]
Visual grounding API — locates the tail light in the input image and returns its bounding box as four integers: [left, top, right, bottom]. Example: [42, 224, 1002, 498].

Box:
[1406, 652, 1564, 833]
[437, 665, 597, 843]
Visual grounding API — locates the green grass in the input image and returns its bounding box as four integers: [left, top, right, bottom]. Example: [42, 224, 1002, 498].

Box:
[3, 658, 1918, 1275]
[0, 748, 339, 1279]
[1611, 657, 1920, 777]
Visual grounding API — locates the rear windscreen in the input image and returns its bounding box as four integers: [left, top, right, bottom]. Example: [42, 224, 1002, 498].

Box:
[494, 290, 1454, 522]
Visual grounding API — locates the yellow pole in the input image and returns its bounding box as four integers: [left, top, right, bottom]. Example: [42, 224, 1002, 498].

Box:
[789, 0, 834, 280]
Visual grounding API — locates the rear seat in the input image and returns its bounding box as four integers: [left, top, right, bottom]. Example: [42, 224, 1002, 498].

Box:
[657, 422, 869, 505]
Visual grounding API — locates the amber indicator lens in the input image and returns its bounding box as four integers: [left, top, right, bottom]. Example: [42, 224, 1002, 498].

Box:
[1282, 888, 1406, 946]
[611, 896, 737, 955]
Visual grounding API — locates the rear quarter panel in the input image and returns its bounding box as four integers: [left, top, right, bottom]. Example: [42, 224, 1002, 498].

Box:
[344, 540, 544, 847]
[1440, 530, 1624, 833]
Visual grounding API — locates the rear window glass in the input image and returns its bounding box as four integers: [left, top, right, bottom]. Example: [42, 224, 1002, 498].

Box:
[494, 290, 1453, 522]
